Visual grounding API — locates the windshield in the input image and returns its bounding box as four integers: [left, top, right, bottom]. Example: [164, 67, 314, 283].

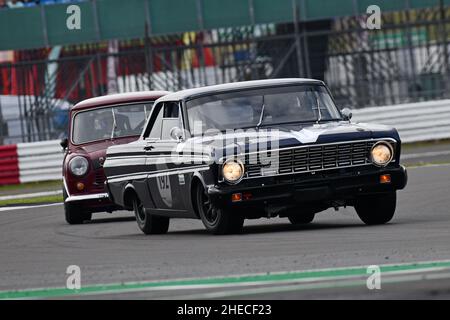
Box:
[186, 85, 341, 135]
[72, 103, 153, 144]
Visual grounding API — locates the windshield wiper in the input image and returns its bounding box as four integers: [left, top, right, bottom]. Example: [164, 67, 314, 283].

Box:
[256, 95, 265, 129]
[314, 90, 322, 124]
[111, 108, 117, 139]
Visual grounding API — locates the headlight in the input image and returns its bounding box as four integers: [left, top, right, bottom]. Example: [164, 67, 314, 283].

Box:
[222, 159, 244, 184]
[69, 156, 89, 177]
[371, 142, 394, 167]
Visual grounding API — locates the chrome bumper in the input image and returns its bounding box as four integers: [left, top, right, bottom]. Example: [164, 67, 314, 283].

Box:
[65, 193, 109, 203]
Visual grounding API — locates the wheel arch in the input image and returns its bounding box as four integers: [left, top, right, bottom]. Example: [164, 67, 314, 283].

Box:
[190, 172, 207, 218]
[123, 183, 138, 210]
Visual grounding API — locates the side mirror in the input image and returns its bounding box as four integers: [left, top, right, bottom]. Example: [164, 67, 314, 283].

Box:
[169, 127, 184, 142]
[60, 138, 68, 150]
[341, 108, 353, 121]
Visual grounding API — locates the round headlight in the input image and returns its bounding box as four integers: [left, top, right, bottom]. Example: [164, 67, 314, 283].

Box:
[371, 142, 393, 167]
[222, 159, 244, 184]
[69, 156, 89, 177]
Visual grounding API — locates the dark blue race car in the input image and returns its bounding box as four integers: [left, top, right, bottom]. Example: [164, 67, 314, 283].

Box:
[104, 79, 408, 235]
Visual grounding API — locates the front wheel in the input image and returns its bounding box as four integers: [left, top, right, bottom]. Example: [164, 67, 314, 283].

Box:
[355, 192, 397, 225]
[196, 184, 244, 235]
[133, 196, 169, 235]
[63, 189, 92, 225]
[288, 213, 315, 225]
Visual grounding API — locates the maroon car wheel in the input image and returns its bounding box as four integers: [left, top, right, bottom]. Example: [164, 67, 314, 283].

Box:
[63, 189, 92, 225]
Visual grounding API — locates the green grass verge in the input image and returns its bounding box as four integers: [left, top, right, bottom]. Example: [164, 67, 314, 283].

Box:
[0, 180, 61, 193]
[0, 194, 63, 207]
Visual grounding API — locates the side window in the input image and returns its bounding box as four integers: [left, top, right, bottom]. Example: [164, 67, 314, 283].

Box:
[148, 104, 164, 139]
[160, 102, 182, 140]
[144, 102, 182, 140]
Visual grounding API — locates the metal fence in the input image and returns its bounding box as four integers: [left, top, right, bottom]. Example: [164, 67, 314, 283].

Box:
[1, 4, 449, 144]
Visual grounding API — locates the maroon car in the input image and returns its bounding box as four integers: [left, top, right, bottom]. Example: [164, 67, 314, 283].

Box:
[61, 91, 169, 224]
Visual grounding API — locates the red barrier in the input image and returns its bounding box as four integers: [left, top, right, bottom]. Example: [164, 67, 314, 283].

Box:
[0, 144, 19, 186]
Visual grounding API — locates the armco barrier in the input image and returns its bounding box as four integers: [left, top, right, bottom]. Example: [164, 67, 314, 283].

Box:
[16, 140, 63, 184]
[0, 99, 449, 185]
[353, 100, 450, 143]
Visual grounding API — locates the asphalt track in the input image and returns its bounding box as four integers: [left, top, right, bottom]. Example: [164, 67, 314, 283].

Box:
[1, 164, 450, 299]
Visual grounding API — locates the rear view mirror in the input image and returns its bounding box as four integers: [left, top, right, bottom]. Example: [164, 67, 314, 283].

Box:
[341, 108, 353, 121]
[60, 138, 68, 150]
[170, 127, 184, 142]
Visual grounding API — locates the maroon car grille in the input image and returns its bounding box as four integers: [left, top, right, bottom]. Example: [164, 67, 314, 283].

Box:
[92, 170, 106, 192]
[244, 140, 388, 179]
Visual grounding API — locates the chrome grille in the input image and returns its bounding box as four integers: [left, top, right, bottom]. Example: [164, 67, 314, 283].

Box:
[244, 140, 389, 178]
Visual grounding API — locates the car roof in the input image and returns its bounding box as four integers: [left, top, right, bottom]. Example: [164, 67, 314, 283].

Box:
[157, 78, 324, 102]
[71, 91, 171, 111]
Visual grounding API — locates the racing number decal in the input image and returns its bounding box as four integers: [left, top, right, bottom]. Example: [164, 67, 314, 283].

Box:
[157, 175, 173, 207]
[158, 176, 170, 190]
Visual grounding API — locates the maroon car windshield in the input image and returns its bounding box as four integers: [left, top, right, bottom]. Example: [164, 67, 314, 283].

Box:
[72, 103, 154, 144]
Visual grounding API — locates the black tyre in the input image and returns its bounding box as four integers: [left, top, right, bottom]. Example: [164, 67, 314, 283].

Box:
[63, 189, 92, 225]
[288, 213, 315, 225]
[132, 195, 169, 235]
[355, 192, 397, 225]
[196, 183, 244, 235]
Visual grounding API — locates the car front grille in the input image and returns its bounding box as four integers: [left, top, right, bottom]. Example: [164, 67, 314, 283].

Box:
[243, 140, 393, 179]
[92, 170, 106, 192]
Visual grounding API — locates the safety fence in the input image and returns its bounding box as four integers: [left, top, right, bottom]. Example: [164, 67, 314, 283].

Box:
[1, 98, 450, 185]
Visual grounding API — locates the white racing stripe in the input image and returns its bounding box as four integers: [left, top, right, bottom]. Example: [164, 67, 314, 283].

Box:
[0, 203, 62, 212]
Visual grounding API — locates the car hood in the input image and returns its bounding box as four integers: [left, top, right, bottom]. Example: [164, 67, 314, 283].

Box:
[70, 136, 140, 161]
[183, 121, 399, 158]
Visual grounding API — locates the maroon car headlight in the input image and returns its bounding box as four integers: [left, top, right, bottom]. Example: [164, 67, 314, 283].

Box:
[69, 156, 89, 177]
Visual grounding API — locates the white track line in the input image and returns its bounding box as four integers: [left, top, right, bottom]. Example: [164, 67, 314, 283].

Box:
[0, 203, 62, 212]
[0, 190, 62, 201]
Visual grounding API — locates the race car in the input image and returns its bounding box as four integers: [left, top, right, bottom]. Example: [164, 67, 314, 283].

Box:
[103, 79, 407, 235]
[62, 91, 169, 224]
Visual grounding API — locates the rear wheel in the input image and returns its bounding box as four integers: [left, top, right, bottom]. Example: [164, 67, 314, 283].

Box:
[196, 183, 244, 235]
[132, 195, 169, 235]
[63, 189, 92, 225]
[355, 192, 396, 225]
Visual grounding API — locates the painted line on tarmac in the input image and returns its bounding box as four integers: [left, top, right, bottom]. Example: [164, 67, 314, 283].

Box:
[1, 260, 450, 299]
[169, 271, 450, 300]
[0, 190, 62, 201]
[0, 203, 62, 213]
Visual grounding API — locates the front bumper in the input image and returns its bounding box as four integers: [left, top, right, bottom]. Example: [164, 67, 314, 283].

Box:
[65, 193, 110, 203]
[208, 166, 407, 208]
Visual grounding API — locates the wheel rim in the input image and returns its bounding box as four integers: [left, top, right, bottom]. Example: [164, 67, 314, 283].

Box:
[133, 198, 146, 222]
[199, 186, 218, 225]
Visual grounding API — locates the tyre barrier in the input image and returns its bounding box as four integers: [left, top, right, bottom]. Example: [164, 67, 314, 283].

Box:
[0, 140, 63, 186]
[0, 145, 19, 185]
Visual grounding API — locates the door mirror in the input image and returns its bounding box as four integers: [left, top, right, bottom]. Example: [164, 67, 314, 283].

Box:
[169, 126, 184, 142]
[341, 108, 353, 121]
[60, 138, 68, 150]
